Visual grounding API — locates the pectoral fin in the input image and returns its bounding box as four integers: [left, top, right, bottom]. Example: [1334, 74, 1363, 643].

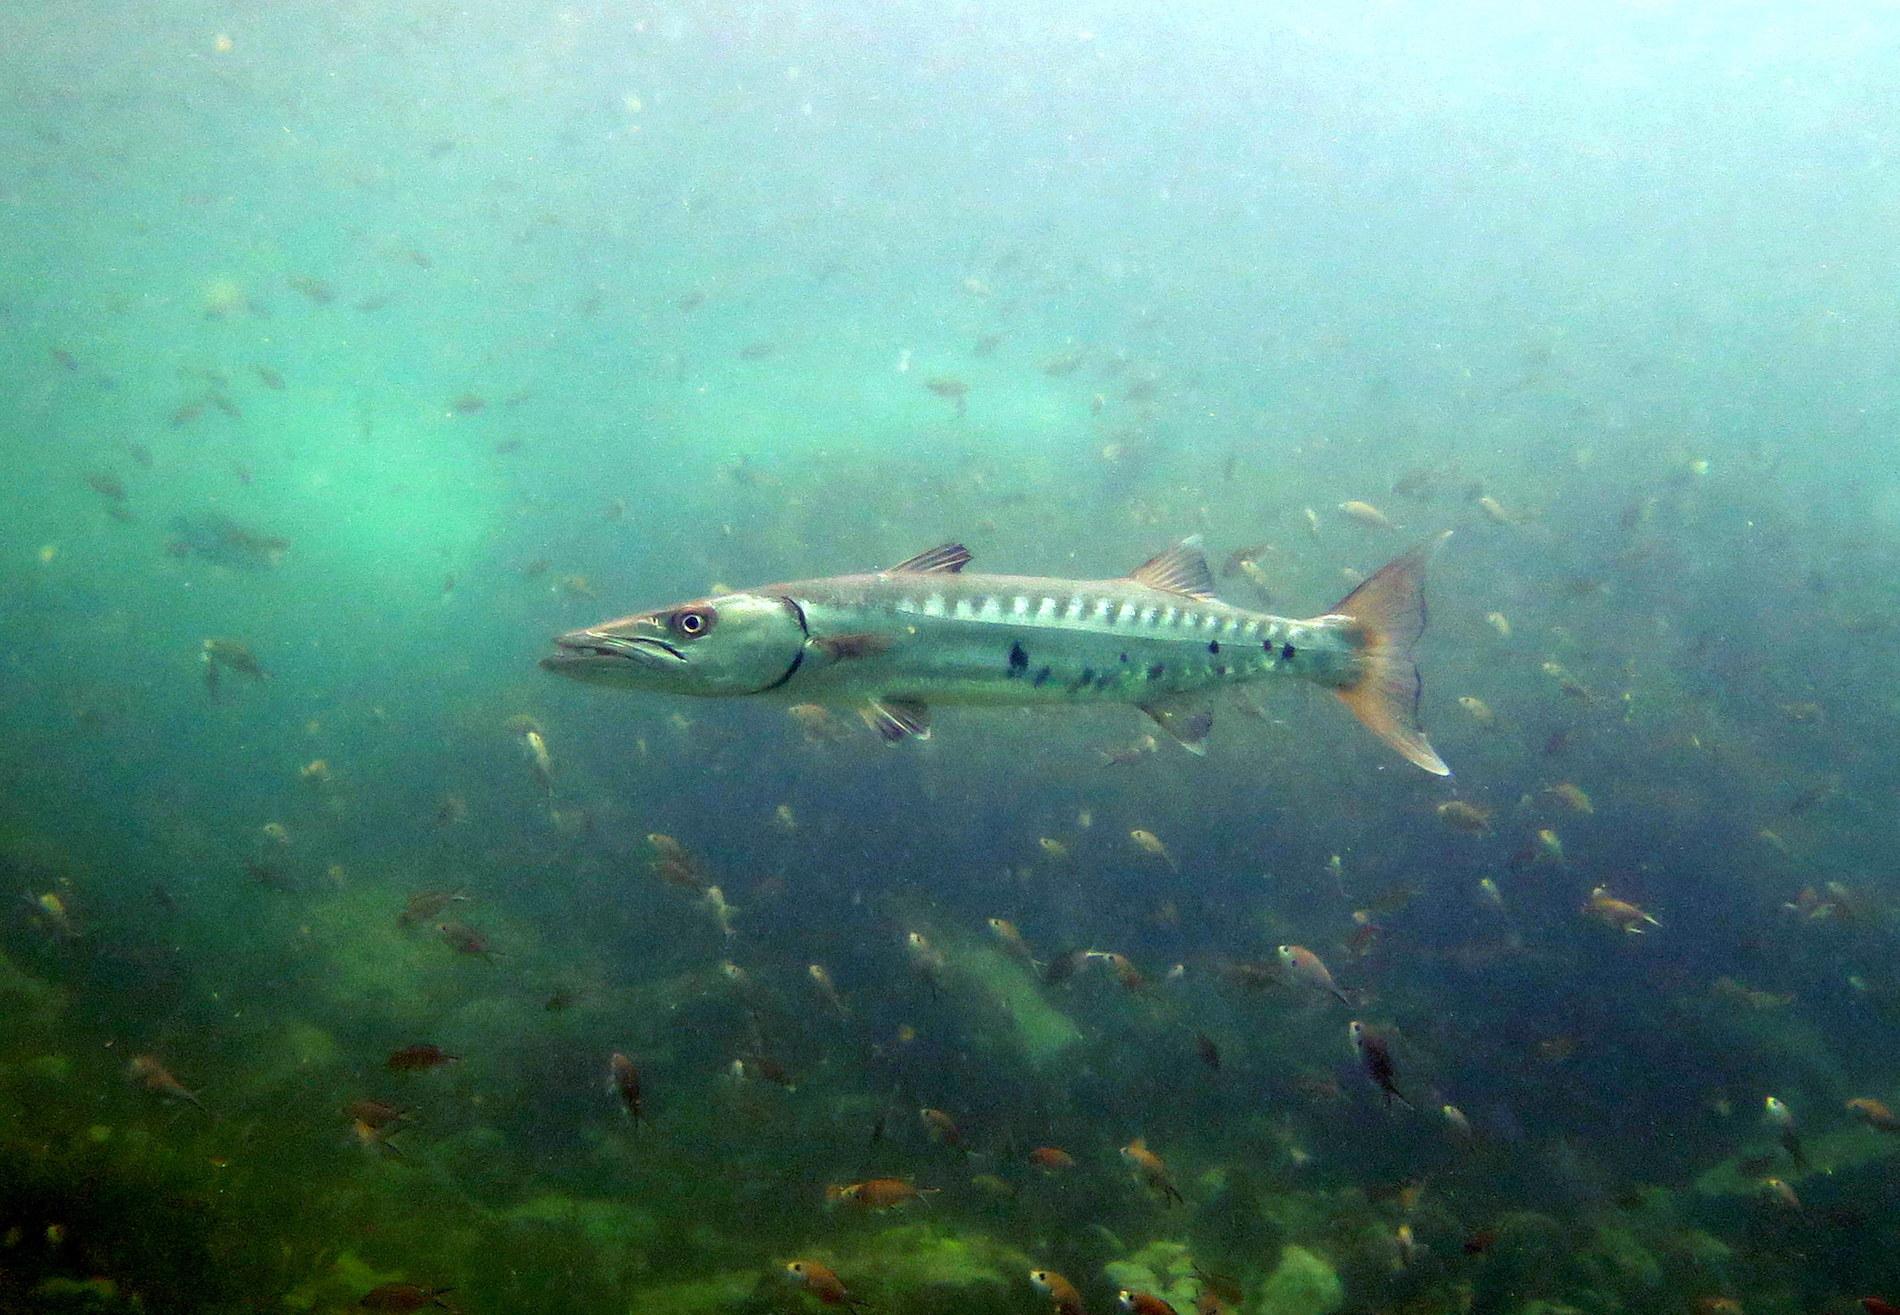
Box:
[1138, 696, 1214, 755]
[811, 632, 894, 661]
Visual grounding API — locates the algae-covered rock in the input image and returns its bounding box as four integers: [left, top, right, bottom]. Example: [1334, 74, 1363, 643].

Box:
[506, 1192, 660, 1253]
[957, 943, 1083, 1065]
[624, 1268, 768, 1315]
[0, 946, 66, 1022]
[280, 1249, 401, 1311]
[1584, 1222, 1663, 1293]
[1255, 1243, 1343, 1315]
[1103, 1238, 1199, 1311]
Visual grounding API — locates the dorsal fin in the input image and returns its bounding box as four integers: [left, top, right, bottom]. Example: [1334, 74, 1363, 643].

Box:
[886, 543, 971, 575]
[1129, 536, 1215, 600]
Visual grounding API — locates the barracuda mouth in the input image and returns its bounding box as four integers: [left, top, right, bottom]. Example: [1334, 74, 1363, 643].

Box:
[543, 632, 685, 668]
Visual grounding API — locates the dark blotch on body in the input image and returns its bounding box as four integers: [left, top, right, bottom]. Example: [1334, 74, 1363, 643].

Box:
[1208, 640, 1221, 655]
[1282, 643, 1296, 661]
[1007, 640, 1029, 677]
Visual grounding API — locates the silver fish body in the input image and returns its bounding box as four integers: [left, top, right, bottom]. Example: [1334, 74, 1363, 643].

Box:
[542, 536, 1450, 773]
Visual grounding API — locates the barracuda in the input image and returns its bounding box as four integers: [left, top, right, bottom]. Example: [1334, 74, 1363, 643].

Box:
[540, 534, 1452, 774]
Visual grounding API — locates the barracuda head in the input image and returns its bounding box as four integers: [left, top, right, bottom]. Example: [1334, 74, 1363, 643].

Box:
[542, 592, 809, 696]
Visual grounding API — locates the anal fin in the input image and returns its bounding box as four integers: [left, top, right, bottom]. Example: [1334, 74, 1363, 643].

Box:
[862, 698, 931, 742]
[1138, 696, 1214, 756]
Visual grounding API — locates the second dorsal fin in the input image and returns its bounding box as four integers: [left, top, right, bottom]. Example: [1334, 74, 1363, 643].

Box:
[886, 543, 971, 575]
[1129, 536, 1215, 600]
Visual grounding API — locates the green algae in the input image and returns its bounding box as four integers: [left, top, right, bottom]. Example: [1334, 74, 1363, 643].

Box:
[952, 942, 1083, 1065]
[1103, 1237, 1201, 1311]
[1691, 1124, 1900, 1196]
[1255, 1243, 1343, 1315]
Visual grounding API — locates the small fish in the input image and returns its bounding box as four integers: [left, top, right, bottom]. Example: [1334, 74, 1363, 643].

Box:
[1338, 500, 1394, 529]
[126, 1054, 207, 1112]
[397, 888, 470, 929]
[1477, 877, 1504, 910]
[448, 392, 486, 415]
[829, 1178, 938, 1210]
[1194, 1032, 1221, 1072]
[1119, 1292, 1175, 1315]
[1098, 733, 1159, 765]
[437, 920, 497, 960]
[85, 471, 127, 502]
[784, 1260, 864, 1310]
[1760, 1176, 1802, 1211]
[201, 638, 267, 700]
[519, 727, 554, 800]
[1029, 1268, 1087, 1315]
[253, 363, 286, 390]
[1040, 346, 1085, 376]
[920, 1106, 966, 1151]
[773, 802, 798, 831]
[1436, 800, 1492, 834]
[925, 376, 969, 417]
[1128, 829, 1178, 872]
[1485, 610, 1511, 639]
[1583, 886, 1659, 934]
[357, 1284, 458, 1312]
[1028, 1146, 1075, 1172]
[1120, 1136, 1184, 1205]
[808, 963, 849, 1016]
[904, 931, 946, 991]
[25, 890, 81, 940]
[288, 275, 336, 304]
[1847, 1097, 1900, 1133]
[1457, 694, 1494, 725]
[1546, 782, 1594, 814]
[1348, 1020, 1413, 1109]
[1276, 944, 1350, 1005]
[609, 1052, 645, 1126]
[987, 917, 1039, 969]
[1037, 836, 1070, 861]
[386, 1044, 460, 1073]
[700, 885, 739, 938]
[1086, 950, 1146, 991]
[343, 1097, 407, 1129]
[1764, 1096, 1809, 1172]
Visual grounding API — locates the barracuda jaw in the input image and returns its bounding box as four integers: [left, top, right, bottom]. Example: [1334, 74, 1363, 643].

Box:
[540, 593, 810, 696]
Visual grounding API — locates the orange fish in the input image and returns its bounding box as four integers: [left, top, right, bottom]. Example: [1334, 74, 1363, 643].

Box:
[386, 1044, 460, 1073]
[1120, 1137, 1184, 1205]
[920, 1107, 966, 1151]
[357, 1284, 458, 1312]
[1087, 950, 1146, 991]
[1847, 1097, 1900, 1132]
[1029, 1268, 1087, 1315]
[1583, 886, 1660, 934]
[828, 1177, 938, 1211]
[1028, 1146, 1076, 1172]
[125, 1054, 207, 1113]
[609, 1052, 645, 1126]
[1118, 1292, 1174, 1315]
[784, 1259, 864, 1310]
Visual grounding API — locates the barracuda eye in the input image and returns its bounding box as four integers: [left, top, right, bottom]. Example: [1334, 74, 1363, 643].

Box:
[670, 605, 717, 639]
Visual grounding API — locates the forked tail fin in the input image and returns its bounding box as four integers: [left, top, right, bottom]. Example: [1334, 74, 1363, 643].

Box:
[1321, 531, 1452, 776]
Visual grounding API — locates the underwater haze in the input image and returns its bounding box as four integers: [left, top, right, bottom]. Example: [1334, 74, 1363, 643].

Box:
[4, 2, 1900, 1313]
